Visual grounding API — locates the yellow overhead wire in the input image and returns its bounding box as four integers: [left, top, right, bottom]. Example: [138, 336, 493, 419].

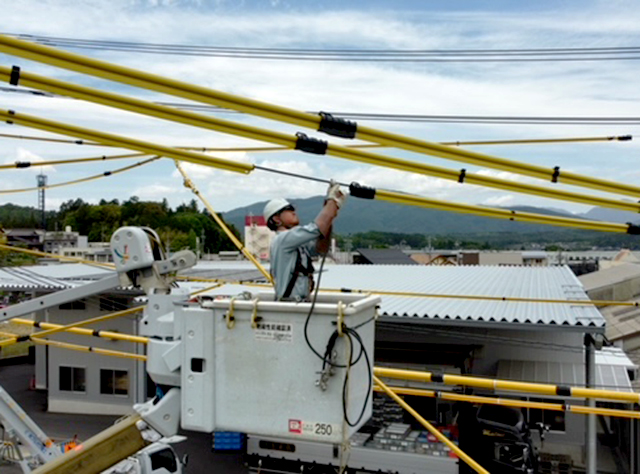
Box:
[30, 337, 146, 361]
[0, 109, 253, 174]
[0, 151, 145, 170]
[374, 385, 640, 420]
[0, 156, 160, 194]
[0, 34, 637, 197]
[0, 131, 631, 150]
[9, 318, 148, 344]
[374, 366, 640, 404]
[174, 161, 273, 283]
[0, 242, 115, 268]
[2, 67, 640, 214]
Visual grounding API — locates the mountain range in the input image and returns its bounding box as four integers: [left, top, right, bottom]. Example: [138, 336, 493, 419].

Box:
[223, 195, 640, 236]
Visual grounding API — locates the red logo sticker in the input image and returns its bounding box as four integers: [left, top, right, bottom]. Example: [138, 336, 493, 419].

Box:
[289, 419, 302, 434]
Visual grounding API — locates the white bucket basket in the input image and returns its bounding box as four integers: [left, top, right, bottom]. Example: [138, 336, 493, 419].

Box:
[180, 292, 380, 443]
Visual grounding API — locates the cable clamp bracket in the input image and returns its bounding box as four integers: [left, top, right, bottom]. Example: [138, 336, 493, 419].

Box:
[295, 132, 328, 155]
[9, 66, 20, 86]
[551, 166, 561, 183]
[458, 169, 466, 183]
[6, 109, 15, 125]
[349, 182, 376, 199]
[318, 112, 357, 139]
[250, 298, 260, 329]
[225, 297, 237, 330]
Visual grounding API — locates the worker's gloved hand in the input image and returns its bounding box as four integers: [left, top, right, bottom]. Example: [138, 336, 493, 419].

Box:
[326, 183, 346, 208]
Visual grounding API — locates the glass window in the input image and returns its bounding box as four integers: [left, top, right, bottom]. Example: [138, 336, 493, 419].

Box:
[100, 369, 129, 396]
[59, 366, 86, 393]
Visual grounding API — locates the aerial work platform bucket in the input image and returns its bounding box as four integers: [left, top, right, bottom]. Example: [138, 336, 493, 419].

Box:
[179, 292, 380, 443]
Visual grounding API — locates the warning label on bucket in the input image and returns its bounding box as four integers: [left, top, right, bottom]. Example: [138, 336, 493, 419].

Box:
[288, 419, 335, 438]
[255, 321, 293, 343]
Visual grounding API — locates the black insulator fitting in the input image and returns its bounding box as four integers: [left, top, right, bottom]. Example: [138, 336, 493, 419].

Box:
[318, 112, 357, 139]
[6, 109, 15, 125]
[431, 373, 444, 383]
[294, 132, 328, 155]
[16, 335, 30, 342]
[103, 171, 112, 176]
[617, 135, 632, 141]
[9, 66, 20, 86]
[627, 223, 640, 235]
[551, 166, 561, 183]
[349, 182, 376, 199]
[15, 161, 31, 168]
[458, 168, 466, 183]
[556, 385, 571, 397]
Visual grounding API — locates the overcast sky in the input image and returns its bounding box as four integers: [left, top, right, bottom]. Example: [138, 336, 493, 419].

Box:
[1, 0, 639, 217]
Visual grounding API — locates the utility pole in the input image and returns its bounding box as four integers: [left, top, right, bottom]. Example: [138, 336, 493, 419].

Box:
[37, 174, 47, 230]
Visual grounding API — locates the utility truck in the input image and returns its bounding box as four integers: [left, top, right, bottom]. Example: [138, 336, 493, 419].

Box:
[0, 226, 378, 473]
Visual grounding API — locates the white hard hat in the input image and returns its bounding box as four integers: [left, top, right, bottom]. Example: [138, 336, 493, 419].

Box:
[263, 198, 292, 223]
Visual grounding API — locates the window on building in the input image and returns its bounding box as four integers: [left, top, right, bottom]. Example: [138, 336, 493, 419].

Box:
[100, 369, 129, 396]
[528, 398, 566, 432]
[59, 366, 86, 393]
[59, 300, 86, 310]
[99, 297, 129, 312]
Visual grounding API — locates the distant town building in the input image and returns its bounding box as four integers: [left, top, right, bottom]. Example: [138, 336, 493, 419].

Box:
[244, 215, 272, 261]
[44, 226, 88, 254]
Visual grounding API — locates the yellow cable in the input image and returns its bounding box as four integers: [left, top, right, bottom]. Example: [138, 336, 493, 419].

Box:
[0, 131, 631, 150]
[174, 161, 273, 283]
[0, 151, 145, 170]
[374, 376, 489, 474]
[374, 385, 640, 419]
[2, 67, 640, 213]
[0, 109, 253, 174]
[30, 337, 146, 361]
[0, 242, 115, 268]
[1, 34, 637, 197]
[0, 156, 159, 194]
[10, 318, 148, 344]
[374, 367, 640, 403]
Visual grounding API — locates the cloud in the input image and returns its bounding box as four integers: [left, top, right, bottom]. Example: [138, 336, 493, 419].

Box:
[1, 1, 639, 218]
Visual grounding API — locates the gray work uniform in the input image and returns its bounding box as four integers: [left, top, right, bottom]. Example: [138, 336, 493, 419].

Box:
[270, 222, 321, 301]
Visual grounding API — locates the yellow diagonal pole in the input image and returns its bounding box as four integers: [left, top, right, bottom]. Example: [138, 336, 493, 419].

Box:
[0, 109, 253, 174]
[1, 33, 638, 197]
[374, 367, 640, 403]
[374, 376, 489, 474]
[174, 161, 273, 283]
[2, 66, 640, 212]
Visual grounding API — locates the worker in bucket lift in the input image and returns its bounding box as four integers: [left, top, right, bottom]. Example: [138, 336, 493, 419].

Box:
[264, 183, 346, 301]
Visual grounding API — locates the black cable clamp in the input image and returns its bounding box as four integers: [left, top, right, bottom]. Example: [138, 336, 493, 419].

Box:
[294, 132, 328, 155]
[9, 66, 20, 86]
[551, 166, 561, 183]
[349, 182, 376, 199]
[509, 210, 517, 221]
[431, 373, 444, 384]
[556, 385, 571, 397]
[318, 112, 357, 139]
[15, 161, 31, 168]
[75, 140, 84, 145]
[16, 335, 30, 343]
[626, 223, 640, 235]
[103, 171, 112, 176]
[6, 109, 15, 125]
[617, 135, 632, 141]
[458, 168, 466, 183]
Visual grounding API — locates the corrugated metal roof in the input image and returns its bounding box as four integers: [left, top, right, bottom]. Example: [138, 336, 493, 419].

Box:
[356, 249, 418, 265]
[317, 264, 603, 328]
[0, 262, 602, 329]
[497, 352, 634, 392]
[579, 263, 640, 291]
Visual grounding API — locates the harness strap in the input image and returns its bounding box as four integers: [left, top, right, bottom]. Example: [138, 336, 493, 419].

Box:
[282, 248, 315, 299]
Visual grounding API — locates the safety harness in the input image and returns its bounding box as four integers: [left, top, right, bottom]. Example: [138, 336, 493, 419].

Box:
[281, 247, 315, 300]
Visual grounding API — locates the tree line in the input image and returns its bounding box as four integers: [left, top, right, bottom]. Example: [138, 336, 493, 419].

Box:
[0, 198, 242, 254]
